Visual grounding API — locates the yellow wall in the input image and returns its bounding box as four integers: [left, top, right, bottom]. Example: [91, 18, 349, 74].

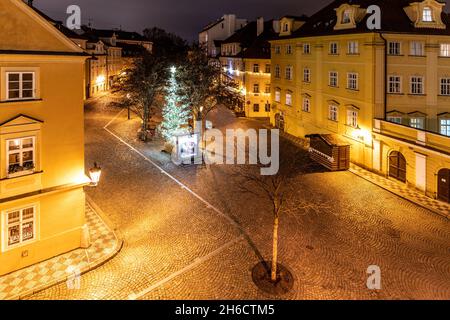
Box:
[0, 0, 87, 275]
[243, 58, 272, 118]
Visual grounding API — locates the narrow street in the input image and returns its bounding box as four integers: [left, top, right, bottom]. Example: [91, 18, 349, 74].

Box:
[27, 99, 450, 300]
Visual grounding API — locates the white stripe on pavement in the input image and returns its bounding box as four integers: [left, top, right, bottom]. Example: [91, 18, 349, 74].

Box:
[128, 235, 244, 300]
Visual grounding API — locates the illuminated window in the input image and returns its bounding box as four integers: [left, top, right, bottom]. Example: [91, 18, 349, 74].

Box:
[285, 92, 293, 106]
[387, 116, 402, 124]
[342, 9, 352, 24]
[422, 7, 433, 22]
[347, 110, 358, 128]
[275, 89, 281, 102]
[440, 119, 450, 136]
[348, 41, 359, 54]
[410, 118, 425, 129]
[253, 64, 259, 73]
[5, 206, 36, 249]
[286, 44, 293, 54]
[6, 72, 35, 100]
[6, 137, 35, 177]
[329, 104, 339, 121]
[410, 41, 424, 56]
[274, 46, 281, 54]
[440, 44, 450, 57]
[265, 64, 271, 73]
[253, 84, 260, 93]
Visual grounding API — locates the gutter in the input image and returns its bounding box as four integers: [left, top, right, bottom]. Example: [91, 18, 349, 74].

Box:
[379, 33, 388, 120]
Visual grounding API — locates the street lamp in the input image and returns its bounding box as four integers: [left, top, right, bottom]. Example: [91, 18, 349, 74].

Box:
[170, 66, 176, 74]
[89, 162, 102, 187]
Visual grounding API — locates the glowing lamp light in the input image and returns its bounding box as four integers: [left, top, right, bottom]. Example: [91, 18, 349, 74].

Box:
[96, 75, 105, 85]
[170, 66, 176, 74]
[89, 162, 102, 187]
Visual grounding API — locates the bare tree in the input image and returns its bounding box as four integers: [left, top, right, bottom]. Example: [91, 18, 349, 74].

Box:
[236, 139, 326, 282]
[115, 52, 169, 141]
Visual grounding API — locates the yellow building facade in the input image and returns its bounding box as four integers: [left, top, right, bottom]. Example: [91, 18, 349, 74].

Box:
[242, 58, 272, 117]
[0, 0, 89, 275]
[270, 0, 450, 203]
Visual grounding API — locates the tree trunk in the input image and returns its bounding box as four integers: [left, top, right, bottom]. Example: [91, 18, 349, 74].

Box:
[271, 215, 279, 282]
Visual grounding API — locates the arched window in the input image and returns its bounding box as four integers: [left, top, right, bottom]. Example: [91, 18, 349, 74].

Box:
[423, 7, 433, 22]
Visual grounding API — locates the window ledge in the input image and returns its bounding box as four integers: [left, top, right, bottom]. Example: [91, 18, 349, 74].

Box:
[2, 170, 42, 181]
[408, 55, 426, 58]
[0, 98, 42, 104]
[407, 94, 426, 96]
[388, 93, 405, 95]
[346, 88, 359, 92]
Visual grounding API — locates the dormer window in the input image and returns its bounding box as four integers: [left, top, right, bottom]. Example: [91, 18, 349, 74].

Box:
[423, 7, 433, 22]
[342, 9, 352, 24]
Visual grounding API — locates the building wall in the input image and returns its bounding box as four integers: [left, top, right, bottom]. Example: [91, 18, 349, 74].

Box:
[0, 0, 87, 275]
[243, 58, 272, 118]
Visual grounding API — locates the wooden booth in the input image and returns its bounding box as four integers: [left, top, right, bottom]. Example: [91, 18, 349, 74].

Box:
[306, 134, 350, 171]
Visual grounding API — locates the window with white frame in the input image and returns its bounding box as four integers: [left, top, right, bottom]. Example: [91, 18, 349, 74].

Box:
[347, 73, 358, 90]
[275, 89, 281, 102]
[5, 206, 36, 249]
[329, 104, 339, 121]
[275, 65, 281, 78]
[440, 44, 450, 57]
[348, 41, 359, 54]
[388, 42, 401, 55]
[253, 64, 260, 73]
[411, 76, 424, 94]
[347, 110, 358, 128]
[6, 72, 35, 100]
[422, 7, 433, 22]
[6, 137, 35, 177]
[330, 42, 339, 55]
[387, 116, 402, 124]
[253, 83, 260, 93]
[440, 118, 450, 136]
[302, 97, 310, 112]
[286, 44, 293, 54]
[265, 84, 271, 94]
[440, 78, 450, 95]
[265, 64, 271, 73]
[285, 66, 293, 80]
[329, 71, 338, 87]
[410, 117, 425, 129]
[410, 41, 424, 56]
[303, 68, 311, 82]
[285, 92, 292, 106]
[303, 43, 311, 54]
[388, 76, 402, 93]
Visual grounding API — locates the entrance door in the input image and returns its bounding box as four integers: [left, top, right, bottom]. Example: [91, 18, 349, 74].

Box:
[389, 151, 407, 182]
[438, 169, 450, 203]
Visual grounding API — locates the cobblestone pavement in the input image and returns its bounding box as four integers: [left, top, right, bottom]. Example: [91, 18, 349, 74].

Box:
[1, 203, 119, 300]
[27, 99, 450, 300]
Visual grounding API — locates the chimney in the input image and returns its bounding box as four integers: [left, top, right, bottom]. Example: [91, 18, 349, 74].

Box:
[27, 0, 34, 6]
[226, 14, 236, 36]
[257, 17, 264, 36]
[273, 20, 280, 33]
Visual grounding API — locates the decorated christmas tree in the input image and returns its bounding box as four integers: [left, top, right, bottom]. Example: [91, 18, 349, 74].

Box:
[160, 67, 191, 143]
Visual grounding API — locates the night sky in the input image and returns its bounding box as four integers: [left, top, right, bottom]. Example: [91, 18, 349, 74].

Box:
[34, 0, 332, 42]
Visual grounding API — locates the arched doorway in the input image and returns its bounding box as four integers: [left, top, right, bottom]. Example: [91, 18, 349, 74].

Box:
[437, 169, 450, 203]
[389, 151, 407, 183]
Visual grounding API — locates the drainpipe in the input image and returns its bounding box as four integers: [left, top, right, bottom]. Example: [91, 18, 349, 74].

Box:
[379, 33, 388, 121]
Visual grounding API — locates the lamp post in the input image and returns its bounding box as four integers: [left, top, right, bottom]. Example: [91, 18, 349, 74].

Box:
[89, 162, 102, 187]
